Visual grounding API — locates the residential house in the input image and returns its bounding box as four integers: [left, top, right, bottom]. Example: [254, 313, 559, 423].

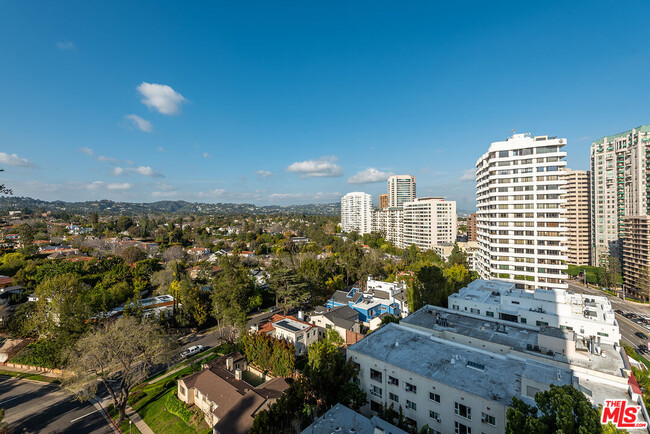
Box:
[257, 314, 319, 354]
[177, 352, 289, 434]
[308, 305, 364, 345]
[300, 403, 407, 434]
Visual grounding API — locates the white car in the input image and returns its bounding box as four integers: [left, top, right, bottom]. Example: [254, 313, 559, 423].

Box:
[180, 345, 204, 358]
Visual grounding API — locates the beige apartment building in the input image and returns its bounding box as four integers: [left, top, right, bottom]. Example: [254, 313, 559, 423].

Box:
[622, 215, 650, 300]
[563, 169, 590, 265]
[378, 194, 388, 209]
[402, 197, 457, 250]
[466, 213, 477, 241]
[590, 125, 650, 265]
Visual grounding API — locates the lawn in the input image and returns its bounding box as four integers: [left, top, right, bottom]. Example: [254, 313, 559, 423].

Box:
[107, 404, 143, 434]
[130, 366, 211, 434]
[0, 369, 60, 383]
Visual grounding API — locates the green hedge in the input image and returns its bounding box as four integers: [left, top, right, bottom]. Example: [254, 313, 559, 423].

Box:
[165, 393, 195, 425]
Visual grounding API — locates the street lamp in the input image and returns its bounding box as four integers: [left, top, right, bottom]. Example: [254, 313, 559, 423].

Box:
[129, 420, 132, 434]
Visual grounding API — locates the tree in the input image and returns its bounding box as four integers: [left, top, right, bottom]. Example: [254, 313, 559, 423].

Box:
[269, 267, 309, 314]
[212, 260, 253, 339]
[64, 316, 171, 424]
[447, 242, 468, 268]
[599, 256, 621, 289]
[0, 169, 11, 195]
[120, 246, 147, 264]
[506, 385, 602, 434]
[162, 245, 186, 263]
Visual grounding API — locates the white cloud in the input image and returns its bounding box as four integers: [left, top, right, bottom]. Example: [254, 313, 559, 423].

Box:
[113, 167, 125, 176]
[203, 152, 209, 158]
[269, 192, 341, 200]
[56, 41, 75, 51]
[197, 188, 226, 198]
[255, 170, 273, 178]
[286, 156, 342, 178]
[97, 155, 120, 164]
[459, 169, 476, 181]
[79, 147, 94, 156]
[0, 152, 35, 167]
[128, 166, 161, 177]
[86, 181, 131, 191]
[107, 182, 131, 190]
[136, 82, 186, 115]
[124, 114, 153, 132]
[152, 190, 179, 198]
[347, 168, 393, 184]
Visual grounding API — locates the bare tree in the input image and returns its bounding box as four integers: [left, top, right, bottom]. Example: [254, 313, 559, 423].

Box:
[64, 316, 172, 424]
[163, 245, 186, 262]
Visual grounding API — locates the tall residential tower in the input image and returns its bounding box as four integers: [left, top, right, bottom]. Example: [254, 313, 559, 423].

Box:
[341, 192, 372, 235]
[590, 125, 650, 265]
[475, 133, 568, 290]
[387, 175, 416, 208]
[563, 169, 590, 266]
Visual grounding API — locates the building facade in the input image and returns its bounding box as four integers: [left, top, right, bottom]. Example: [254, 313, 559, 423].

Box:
[347, 285, 646, 433]
[341, 192, 372, 235]
[371, 207, 404, 247]
[622, 215, 650, 300]
[379, 194, 389, 209]
[402, 197, 457, 250]
[387, 175, 416, 208]
[563, 169, 591, 266]
[590, 125, 650, 265]
[466, 213, 478, 241]
[475, 133, 568, 290]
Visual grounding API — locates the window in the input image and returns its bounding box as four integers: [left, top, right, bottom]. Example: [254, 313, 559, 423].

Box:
[455, 402, 471, 420]
[430, 392, 441, 403]
[370, 385, 382, 399]
[520, 317, 527, 324]
[389, 392, 399, 402]
[370, 369, 383, 383]
[406, 400, 417, 410]
[498, 151, 509, 158]
[405, 382, 417, 393]
[454, 421, 472, 434]
[536, 320, 549, 327]
[486, 311, 494, 317]
[388, 376, 399, 386]
[466, 360, 485, 371]
[597, 332, 609, 337]
[430, 410, 441, 421]
[180, 386, 186, 396]
[482, 412, 496, 426]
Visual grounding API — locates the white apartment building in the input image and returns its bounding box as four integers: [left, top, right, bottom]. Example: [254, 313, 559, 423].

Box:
[371, 207, 404, 247]
[590, 125, 650, 265]
[387, 175, 416, 208]
[448, 279, 620, 345]
[341, 192, 372, 235]
[402, 197, 457, 250]
[348, 295, 646, 434]
[476, 133, 568, 290]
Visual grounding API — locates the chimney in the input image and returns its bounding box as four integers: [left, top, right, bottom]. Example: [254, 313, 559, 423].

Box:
[235, 368, 242, 381]
[226, 356, 233, 371]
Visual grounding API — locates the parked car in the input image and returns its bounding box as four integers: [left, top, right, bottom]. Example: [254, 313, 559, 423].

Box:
[634, 332, 648, 340]
[615, 309, 624, 315]
[180, 345, 204, 358]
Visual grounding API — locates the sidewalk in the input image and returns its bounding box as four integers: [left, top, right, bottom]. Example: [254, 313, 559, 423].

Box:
[126, 405, 154, 434]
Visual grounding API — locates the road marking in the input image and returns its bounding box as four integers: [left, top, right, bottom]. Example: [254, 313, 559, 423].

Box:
[70, 409, 100, 423]
[0, 396, 20, 406]
[617, 314, 650, 335]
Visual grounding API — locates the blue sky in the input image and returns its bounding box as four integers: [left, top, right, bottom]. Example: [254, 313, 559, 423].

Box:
[1, 1, 649, 210]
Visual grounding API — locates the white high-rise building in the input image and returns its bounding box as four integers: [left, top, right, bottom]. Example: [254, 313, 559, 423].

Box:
[341, 192, 372, 235]
[387, 175, 416, 208]
[402, 197, 456, 250]
[475, 133, 568, 290]
[371, 207, 404, 247]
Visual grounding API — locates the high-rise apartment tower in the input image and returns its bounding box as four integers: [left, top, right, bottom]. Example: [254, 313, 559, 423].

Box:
[340, 192, 372, 235]
[590, 126, 650, 265]
[387, 175, 416, 208]
[475, 133, 568, 290]
[563, 169, 590, 266]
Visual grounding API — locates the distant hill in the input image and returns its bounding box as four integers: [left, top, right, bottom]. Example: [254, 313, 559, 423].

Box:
[0, 197, 341, 216]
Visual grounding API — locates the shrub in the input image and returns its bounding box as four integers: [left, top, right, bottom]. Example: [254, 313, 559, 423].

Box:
[165, 393, 194, 424]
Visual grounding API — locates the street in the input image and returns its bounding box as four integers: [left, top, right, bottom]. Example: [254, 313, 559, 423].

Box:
[566, 281, 650, 353]
[0, 375, 113, 434]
